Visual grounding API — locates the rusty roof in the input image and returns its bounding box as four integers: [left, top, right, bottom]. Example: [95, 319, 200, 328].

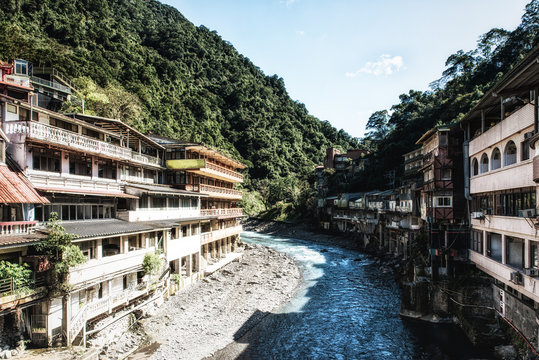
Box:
[0, 164, 49, 204]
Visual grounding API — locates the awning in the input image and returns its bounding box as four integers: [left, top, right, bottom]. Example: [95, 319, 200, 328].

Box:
[36, 187, 138, 199]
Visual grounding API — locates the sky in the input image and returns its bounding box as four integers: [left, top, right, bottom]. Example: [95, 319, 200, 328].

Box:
[164, 0, 530, 139]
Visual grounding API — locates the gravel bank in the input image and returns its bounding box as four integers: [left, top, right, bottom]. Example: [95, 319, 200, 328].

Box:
[129, 244, 301, 360]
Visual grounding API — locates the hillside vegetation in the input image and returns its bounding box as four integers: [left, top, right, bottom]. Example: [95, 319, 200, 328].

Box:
[0, 0, 358, 215]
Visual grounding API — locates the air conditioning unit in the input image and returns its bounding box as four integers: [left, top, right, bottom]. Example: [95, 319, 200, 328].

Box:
[510, 271, 523, 285]
[471, 211, 484, 219]
[518, 209, 536, 218]
[524, 268, 538, 277]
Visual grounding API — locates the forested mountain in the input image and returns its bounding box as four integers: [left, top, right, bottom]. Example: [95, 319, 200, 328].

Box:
[346, 0, 539, 192]
[0, 0, 358, 188]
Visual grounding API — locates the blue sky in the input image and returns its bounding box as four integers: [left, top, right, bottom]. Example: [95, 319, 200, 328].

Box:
[164, 0, 530, 138]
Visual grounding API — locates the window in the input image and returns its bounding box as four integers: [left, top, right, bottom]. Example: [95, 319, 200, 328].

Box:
[50, 118, 78, 133]
[521, 139, 530, 161]
[98, 159, 116, 179]
[531, 242, 538, 269]
[439, 132, 448, 146]
[472, 158, 479, 176]
[69, 154, 92, 176]
[471, 230, 483, 254]
[102, 237, 121, 257]
[441, 168, 451, 180]
[82, 127, 100, 139]
[150, 196, 166, 209]
[506, 236, 524, 269]
[435, 196, 452, 207]
[487, 233, 502, 262]
[6, 104, 17, 114]
[32, 148, 61, 173]
[480, 153, 489, 174]
[139, 194, 149, 209]
[14, 60, 28, 76]
[491, 148, 501, 170]
[504, 141, 517, 166]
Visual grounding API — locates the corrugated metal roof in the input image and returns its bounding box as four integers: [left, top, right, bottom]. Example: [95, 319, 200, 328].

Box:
[63, 219, 161, 239]
[0, 165, 49, 204]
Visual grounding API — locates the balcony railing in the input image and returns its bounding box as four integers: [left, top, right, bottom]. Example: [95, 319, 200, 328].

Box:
[4, 121, 161, 167]
[200, 208, 243, 217]
[201, 225, 242, 244]
[0, 221, 39, 236]
[199, 184, 243, 199]
[30, 76, 72, 94]
[3, 74, 32, 88]
[27, 170, 123, 192]
[167, 159, 243, 182]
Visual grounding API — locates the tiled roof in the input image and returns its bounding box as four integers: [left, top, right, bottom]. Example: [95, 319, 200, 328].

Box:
[0, 165, 49, 204]
[36, 187, 138, 199]
[0, 230, 47, 248]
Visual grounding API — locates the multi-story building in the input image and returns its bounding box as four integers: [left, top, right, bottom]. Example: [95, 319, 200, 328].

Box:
[150, 136, 245, 274]
[463, 45, 539, 343]
[0, 59, 246, 347]
[416, 125, 468, 278]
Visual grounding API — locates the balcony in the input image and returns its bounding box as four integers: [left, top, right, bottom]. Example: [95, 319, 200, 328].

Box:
[469, 251, 539, 302]
[0, 221, 38, 236]
[471, 215, 537, 238]
[167, 234, 201, 261]
[166, 159, 243, 183]
[469, 104, 534, 155]
[200, 208, 243, 217]
[2, 74, 32, 89]
[4, 121, 161, 168]
[69, 247, 156, 286]
[27, 169, 123, 193]
[0, 275, 47, 311]
[117, 207, 200, 222]
[199, 184, 242, 200]
[201, 225, 242, 245]
[470, 160, 534, 194]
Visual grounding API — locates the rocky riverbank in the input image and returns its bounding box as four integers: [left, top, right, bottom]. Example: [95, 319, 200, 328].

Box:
[122, 244, 301, 360]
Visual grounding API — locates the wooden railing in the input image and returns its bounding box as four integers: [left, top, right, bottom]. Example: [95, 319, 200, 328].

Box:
[199, 184, 243, 198]
[200, 208, 243, 217]
[205, 161, 243, 181]
[0, 221, 38, 236]
[4, 122, 161, 167]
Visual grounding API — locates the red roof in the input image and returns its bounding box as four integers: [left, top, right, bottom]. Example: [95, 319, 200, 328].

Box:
[0, 165, 49, 204]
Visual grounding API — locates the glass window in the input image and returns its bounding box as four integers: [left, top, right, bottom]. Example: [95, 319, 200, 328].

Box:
[504, 141, 517, 166]
[487, 233, 502, 262]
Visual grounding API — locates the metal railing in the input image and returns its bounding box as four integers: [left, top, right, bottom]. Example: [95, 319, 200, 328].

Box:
[30, 76, 72, 94]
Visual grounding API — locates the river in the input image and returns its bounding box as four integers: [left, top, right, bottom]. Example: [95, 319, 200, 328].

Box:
[231, 231, 486, 360]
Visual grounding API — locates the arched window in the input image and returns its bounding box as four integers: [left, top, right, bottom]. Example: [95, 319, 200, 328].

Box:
[480, 153, 489, 174]
[504, 141, 517, 166]
[472, 158, 479, 176]
[491, 148, 501, 170]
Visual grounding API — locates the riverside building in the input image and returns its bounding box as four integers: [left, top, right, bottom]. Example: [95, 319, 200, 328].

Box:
[0, 59, 245, 347]
[462, 46, 539, 343]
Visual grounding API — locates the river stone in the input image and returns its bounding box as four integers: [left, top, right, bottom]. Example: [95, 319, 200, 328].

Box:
[493, 345, 517, 360]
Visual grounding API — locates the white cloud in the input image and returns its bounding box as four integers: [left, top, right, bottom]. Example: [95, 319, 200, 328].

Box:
[346, 54, 404, 78]
[281, 0, 298, 7]
[296, 30, 305, 36]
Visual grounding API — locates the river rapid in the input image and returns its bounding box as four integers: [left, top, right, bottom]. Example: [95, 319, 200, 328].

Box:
[233, 231, 486, 360]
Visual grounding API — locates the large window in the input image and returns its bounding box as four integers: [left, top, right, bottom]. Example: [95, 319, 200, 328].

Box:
[434, 196, 452, 207]
[50, 118, 78, 133]
[472, 188, 536, 217]
[506, 236, 524, 269]
[487, 232, 502, 262]
[98, 159, 116, 179]
[34, 203, 113, 222]
[32, 148, 61, 173]
[69, 154, 92, 176]
[472, 158, 479, 176]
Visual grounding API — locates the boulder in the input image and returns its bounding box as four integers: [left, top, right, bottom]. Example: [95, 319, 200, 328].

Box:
[493, 345, 517, 360]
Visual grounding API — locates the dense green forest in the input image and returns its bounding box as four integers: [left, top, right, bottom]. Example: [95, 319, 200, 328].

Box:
[337, 0, 539, 193]
[0, 0, 359, 216]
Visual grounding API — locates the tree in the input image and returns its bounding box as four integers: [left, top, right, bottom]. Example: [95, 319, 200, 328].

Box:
[36, 213, 86, 293]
